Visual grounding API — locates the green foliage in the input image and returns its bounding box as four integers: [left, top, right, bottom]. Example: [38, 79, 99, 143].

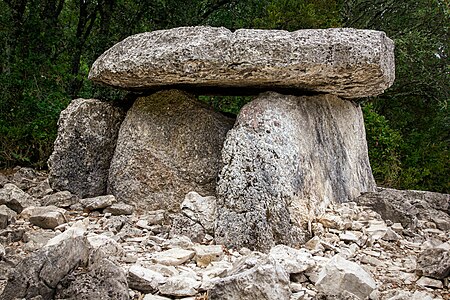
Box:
[342, 0, 449, 192]
[362, 104, 402, 187]
[254, 0, 341, 30]
[198, 96, 253, 115]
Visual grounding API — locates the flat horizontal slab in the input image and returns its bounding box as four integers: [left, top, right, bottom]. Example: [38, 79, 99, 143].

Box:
[89, 26, 395, 98]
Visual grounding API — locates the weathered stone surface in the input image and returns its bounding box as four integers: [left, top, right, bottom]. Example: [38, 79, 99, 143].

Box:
[87, 233, 124, 258]
[108, 90, 234, 211]
[42, 190, 78, 208]
[158, 275, 201, 297]
[269, 245, 315, 274]
[89, 26, 395, 99]
[416, 276, 443, 289]
[28, 179, 53, 199]
[356, 188, 450, 230]
[207, 253, 291, 300]
[0, 236, 90, 300]
[80, 195, 116, 211]
[152, 248, 195, 266]
[0, 183, 36, 213]
[103, 202, 134, 215]
[127, 265, 167, 293]
[29, 209, 66, 229]
[54, 257, 129, 300]
[0, 205, 17, 229]
[416, 247, 450, 279]
[315, 254, 376, 299]
[193, 244, 224, 267]
[181, 191, 216, 233]
[48, 98, 125, 198]
[215, 92, 375, 251]
[169, 213, 207, 243]
[143, 295, 171, 300]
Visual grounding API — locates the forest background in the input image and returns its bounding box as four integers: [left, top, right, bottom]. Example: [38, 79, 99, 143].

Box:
[0, 0, 449, 193]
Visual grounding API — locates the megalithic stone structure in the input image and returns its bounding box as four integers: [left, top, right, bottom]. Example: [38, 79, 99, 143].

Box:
[49, 26, 394, 251]
[88, 27, 394, 99]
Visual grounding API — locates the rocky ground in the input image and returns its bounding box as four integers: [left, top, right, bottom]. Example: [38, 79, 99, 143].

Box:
[0, 167, 449, 300]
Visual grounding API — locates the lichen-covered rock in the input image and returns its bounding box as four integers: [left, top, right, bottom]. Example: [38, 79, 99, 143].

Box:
[108, 90, 234, 211]
[0, 205, 17, 229]
[215, 92, 375, 251]
[89, 26, 395, 99]
[127, 265, 167, 293]
[416, 247, 450, 279]
[54, 257, 129, 300]
[181, 191, 216, 234]
[355, 188, 450, 230]
[0, 236, 90, 300]
[80, 195, 116, 211]
[0, 183, 36, 213]
[48, 98, 125, 198]
[206, 253, 291, 300]
[315, 254, 376, 299]
[29, 208, 67, 229]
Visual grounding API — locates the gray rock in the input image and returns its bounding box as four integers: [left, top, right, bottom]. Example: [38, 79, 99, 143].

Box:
[29, 210, 66, 229]
[9, 167, 45, 190]
[89, 26, 395, 99]
[0, 173, 7, 188]
[151, 248, 195, 266]
[207, 253, 291, 300]
[147, 210, 166, 225]
[24, 231, 58, 251]
[127, 265, 167, 293]
[108, 90, 234, 212]
[416, 276, 443, 289]
[0, 205, 17, 229]
[0, 243, 5, 259]
[215, 92, 375, 251]
[143, 295, 171, 300]
[0, 183, 36, 213]
[42, 190, 78, 207]
[103, 202, 134, 215]
[158, 275, 201, 297]
[181, 191, 216, 233]
[193, 244, 224, 267]
[54, 257, 129, 300]
[80, 195, 116, 210]
[169, 213, 207, 243]
[315, 254, 376, 299]
[28, 179, 53, 198]
[416, 247, 450, 279]
[48, 98, 125, 198]
[87, 233, 124, 258]
[356, 188, 450, 230]
[268, 245, 315, 274]
[0, 236, 90, 300]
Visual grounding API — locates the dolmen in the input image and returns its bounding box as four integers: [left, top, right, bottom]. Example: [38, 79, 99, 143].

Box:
[48, 26, 395, 251]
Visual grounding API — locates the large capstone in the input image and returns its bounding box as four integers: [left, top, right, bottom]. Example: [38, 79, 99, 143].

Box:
[108, 90, 234, 211]
[215, 92, 376, 251]
[89, 26, 394, 99]
[48, 99, 125, 198]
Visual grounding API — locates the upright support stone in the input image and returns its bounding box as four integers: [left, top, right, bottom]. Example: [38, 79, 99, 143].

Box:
[215, 92, 376, 251]
[48, 99, 125, 198]
[108, 90, 234, 212]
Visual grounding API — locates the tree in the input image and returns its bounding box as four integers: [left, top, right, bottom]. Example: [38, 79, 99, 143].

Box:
[341, 0, 449, 192]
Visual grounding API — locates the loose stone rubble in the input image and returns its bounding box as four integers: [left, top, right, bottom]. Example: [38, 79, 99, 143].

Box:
[89, 26, 395, 99]
[0, 168, 448, 300]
